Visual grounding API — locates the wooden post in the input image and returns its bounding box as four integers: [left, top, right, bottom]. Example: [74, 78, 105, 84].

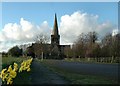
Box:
[41, 52, 43, 61]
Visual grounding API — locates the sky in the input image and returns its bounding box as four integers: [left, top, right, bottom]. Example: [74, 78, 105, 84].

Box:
[1, 0, 119, 2]
[0, 2, 119, 52]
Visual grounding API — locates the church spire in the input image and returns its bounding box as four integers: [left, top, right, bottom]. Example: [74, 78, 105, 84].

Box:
[51, 13, 60, 45]
[52, 13, 59, 35]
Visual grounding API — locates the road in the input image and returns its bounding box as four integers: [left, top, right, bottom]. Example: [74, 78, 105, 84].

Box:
[30, 60, 69, 84]
[30, 59, 119, 84]
[43, 60, 119, 81]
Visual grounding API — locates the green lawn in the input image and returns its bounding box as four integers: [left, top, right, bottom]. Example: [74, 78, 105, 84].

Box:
[40, 59, 118, 84]
[2, 56, 30, 68]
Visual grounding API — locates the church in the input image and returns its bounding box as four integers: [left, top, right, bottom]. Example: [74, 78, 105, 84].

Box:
[26, 14, 70, 59]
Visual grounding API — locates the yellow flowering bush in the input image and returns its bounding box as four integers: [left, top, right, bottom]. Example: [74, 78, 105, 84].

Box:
[0, 58, 33, 85]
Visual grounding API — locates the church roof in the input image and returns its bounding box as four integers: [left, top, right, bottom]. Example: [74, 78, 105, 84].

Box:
[52, 13, 59, 35]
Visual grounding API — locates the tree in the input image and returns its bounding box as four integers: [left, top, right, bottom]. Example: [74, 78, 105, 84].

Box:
[74, 32, 98, 58]
[74, 33, 87, 58]
[86, 43, 101, 57]
[101, 33, 112, 57]
[85, 31, 98, 57]
[8, 46, 22, 57]
[64, 46, 74, 58]
[97, 33, 120, 63]
[26, 45, 35, 58]
[101, 33, 120, 58]
[33, 34, 50, 58]
[87, 31, 98, 44]
[2, 52, 8, 57]
[34, 34, 50, 44]
[111, 33, 120, 57]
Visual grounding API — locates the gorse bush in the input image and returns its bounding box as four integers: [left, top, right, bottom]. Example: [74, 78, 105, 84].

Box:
[0, 58, 33, 85]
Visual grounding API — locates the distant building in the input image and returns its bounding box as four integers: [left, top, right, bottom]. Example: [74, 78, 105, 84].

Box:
[26, 14, 70, 59]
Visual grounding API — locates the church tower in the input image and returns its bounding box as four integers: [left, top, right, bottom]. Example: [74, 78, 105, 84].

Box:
[51, 13, 60, 45]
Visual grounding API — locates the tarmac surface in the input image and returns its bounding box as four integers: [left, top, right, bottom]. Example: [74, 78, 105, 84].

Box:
[31, 60, 69, 84]
[30, 59, 119, 84]
[41, 60, 119, 81]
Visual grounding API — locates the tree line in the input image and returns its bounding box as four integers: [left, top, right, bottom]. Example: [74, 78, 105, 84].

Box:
[64, 32, 120, 59]
[2, 31, 120, 62]
[2, 34, 50, 58]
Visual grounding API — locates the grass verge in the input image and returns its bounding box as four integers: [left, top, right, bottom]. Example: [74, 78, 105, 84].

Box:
[2, 56, 30, 68]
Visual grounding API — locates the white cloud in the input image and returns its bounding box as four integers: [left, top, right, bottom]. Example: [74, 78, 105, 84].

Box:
[0, 11, 117, 52]
[112, 29, 119, 36]
[59, 11, 117, 44]
[0, 18, 51, 52]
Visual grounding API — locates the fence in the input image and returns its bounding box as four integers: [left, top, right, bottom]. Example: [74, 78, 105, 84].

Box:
[65, 57, 120, 63]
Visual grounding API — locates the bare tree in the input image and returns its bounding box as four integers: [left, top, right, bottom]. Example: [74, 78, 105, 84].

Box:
[64, 46, 74, 58]
[87, 31, 98, 44]
[73, 32, 98, 58]
[34, 34, 50, 44]
[33, 34, 50, 58]
[74, 33, 87, 58]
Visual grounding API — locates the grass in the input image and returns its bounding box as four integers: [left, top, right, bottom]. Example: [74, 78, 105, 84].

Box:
[2, 56, 30, 68]
[39, 59, 118, 84]
[1, 56, 32, 85]
[1, 57, 118, 85]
